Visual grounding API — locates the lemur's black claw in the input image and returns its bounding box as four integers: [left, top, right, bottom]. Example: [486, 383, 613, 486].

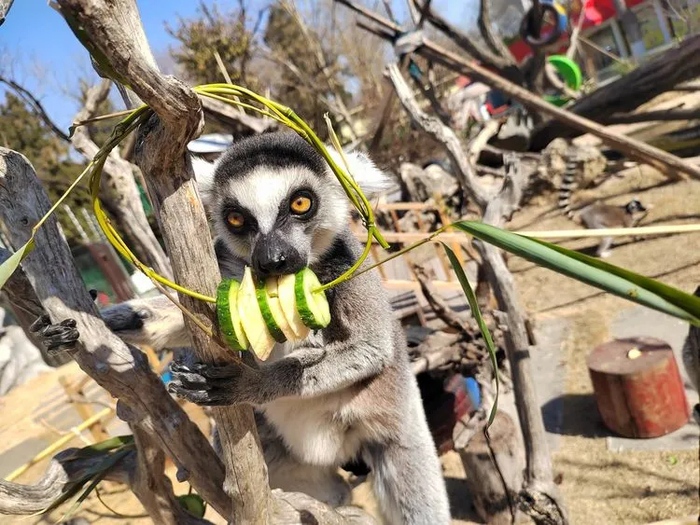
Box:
[29, 315, 80, 353]
[168, 359, 242, 406]
[168, 380, 231, 406]
[29, 314, 51, 333]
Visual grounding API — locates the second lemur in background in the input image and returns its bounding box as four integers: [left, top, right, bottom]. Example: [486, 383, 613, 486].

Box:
[559, 152, 649, 258]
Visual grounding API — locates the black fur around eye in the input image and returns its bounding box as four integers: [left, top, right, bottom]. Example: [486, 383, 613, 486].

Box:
[289, 190, 315, 217]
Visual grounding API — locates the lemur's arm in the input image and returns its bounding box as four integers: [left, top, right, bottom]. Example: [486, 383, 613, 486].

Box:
[168, 275, 395, 406]
[30, 294, 189, 355]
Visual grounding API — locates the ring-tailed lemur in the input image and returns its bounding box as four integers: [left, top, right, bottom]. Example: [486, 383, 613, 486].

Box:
[33, 132, 451, 524]
[559, 153, 649, 258]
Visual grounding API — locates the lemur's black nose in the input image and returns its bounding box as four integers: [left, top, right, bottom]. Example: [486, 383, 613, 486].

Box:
[255, 254, 287, 276]
[252, 232, 305, 277]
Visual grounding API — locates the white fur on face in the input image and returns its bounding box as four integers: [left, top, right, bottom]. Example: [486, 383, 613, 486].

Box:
[210, 166, 350, 264]
[231, 166, 305, 234]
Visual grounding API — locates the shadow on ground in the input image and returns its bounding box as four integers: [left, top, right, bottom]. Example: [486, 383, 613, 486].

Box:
[542, 393, 612, 438]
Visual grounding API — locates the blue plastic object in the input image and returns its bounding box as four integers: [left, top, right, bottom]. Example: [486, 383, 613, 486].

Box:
[464, 376, 481, 410]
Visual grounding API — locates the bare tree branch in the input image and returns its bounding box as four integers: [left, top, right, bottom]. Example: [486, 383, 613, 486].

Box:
[0, 76, 70, 141]
[380, 53, 569, 524]
[388, 63, 491, 208]
[0, 0, 14, 25]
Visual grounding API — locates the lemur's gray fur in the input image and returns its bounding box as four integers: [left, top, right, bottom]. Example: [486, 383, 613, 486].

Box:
[99, 132, 450, 524]
[559, 153, 648, 258]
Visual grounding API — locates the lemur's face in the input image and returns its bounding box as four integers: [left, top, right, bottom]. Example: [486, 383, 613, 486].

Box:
[214, 164, 349, 277]
[199, 133, 351, 277]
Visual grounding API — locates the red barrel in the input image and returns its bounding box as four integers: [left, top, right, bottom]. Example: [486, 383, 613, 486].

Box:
[587, 337, 690, 438]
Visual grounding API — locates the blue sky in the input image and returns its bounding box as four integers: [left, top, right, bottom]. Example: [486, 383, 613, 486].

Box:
[0, 0, 473, 134]
[0, 0, 219, 131]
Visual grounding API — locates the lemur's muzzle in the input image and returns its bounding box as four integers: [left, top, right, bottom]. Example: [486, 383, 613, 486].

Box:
[252, 231, 305, 277]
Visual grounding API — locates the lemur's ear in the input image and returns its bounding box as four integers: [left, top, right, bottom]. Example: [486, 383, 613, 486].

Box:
[326, 147, 397, 200]
[191, 156, 216, 206]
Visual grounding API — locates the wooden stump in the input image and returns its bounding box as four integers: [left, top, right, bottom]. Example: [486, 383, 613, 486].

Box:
[587, 337, 690, 438]
[458, 411, 525, 525]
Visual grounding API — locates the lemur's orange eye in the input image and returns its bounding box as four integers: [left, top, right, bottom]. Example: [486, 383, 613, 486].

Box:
[227, 211, 245, 228]
[290, 193, 313, 215]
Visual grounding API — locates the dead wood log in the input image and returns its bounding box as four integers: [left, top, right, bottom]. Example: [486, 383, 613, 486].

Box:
[0, 148, 230, 517]
[458, 411, 525, 525]
[532, 35, 700, 148]
[337, 0, 700, 181]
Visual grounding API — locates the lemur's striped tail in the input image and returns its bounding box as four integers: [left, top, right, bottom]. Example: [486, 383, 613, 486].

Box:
[558, 156, 578, 220]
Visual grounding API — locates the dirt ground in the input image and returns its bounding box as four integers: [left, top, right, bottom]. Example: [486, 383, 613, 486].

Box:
[2, 157, 700, 525]
[506, 164, 700, 525]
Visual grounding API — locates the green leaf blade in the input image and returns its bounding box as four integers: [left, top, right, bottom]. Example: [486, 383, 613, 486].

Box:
[0, 239, 34, 290]
[452, 221, 700, 325]
[441, 242, 499, 427]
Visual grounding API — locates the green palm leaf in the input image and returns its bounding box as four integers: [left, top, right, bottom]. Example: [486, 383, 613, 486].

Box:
[452, 221, 700, 325]
[442, 243, 499, 426]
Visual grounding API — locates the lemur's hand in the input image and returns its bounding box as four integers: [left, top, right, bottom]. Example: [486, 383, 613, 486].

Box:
[168, 359, 259, 406]
[29, 315, 79, 354]
[28, 290, 98, 354]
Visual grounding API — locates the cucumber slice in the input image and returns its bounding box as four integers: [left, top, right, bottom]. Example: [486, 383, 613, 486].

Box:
[294, 268, 331, 330]
[216, 278, 248, 351]
[238, 267, 276, 361]
[256, 278, 288, 343]
[278, 274, 310, 340]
